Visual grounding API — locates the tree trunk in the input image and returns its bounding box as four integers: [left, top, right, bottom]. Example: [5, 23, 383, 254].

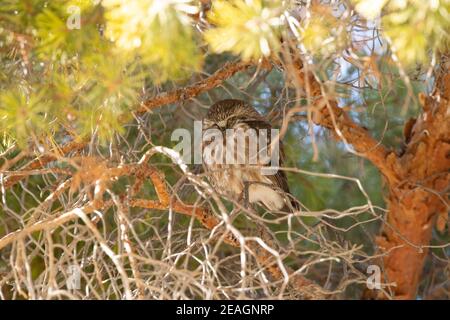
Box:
[376, 57, 450, 299]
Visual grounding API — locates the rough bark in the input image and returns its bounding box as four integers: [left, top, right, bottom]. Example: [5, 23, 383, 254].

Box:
[375, 57, 450, 299]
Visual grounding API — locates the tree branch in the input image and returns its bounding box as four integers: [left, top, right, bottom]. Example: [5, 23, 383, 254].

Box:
[2, 139, 86, 189]
[0, 146, 327, 299]
[136, 60, 253, 114]
[282, 58, 401, 185]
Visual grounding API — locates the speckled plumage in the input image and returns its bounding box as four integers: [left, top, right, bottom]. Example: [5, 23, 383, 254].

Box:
[202, 99, 297, 212]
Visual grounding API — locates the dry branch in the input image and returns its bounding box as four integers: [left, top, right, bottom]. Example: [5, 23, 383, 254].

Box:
[132, 147, 327, 299]
[0, 146, 326, 299]
[3, 139, 86, 189]
[136, 60, 253, 114]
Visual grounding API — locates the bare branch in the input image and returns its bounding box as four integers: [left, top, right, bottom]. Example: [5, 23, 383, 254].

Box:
[136, 60, 253, 113]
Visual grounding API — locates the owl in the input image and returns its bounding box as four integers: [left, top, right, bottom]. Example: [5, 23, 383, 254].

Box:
[201, 99, 298, 213]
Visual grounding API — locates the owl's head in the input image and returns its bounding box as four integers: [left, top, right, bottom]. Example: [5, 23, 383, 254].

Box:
[203, 99, 265, 130]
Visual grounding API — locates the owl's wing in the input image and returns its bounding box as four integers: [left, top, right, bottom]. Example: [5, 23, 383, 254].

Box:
[241, 119, 291, 194]
[244, 118, 300, 211]
[267, 145, 290, 193]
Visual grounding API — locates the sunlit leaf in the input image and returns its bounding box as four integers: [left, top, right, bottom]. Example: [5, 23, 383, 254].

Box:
[204, 0, 284, 61]
[0, 89, 52, 146]
[35, 2, 104, 60]
[300, 5, 348, 57]
[103, 0, 201, 82]
[355, 0, 450, 65]
[354, 0, 388, 20]
[384, 0, 450, 64]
